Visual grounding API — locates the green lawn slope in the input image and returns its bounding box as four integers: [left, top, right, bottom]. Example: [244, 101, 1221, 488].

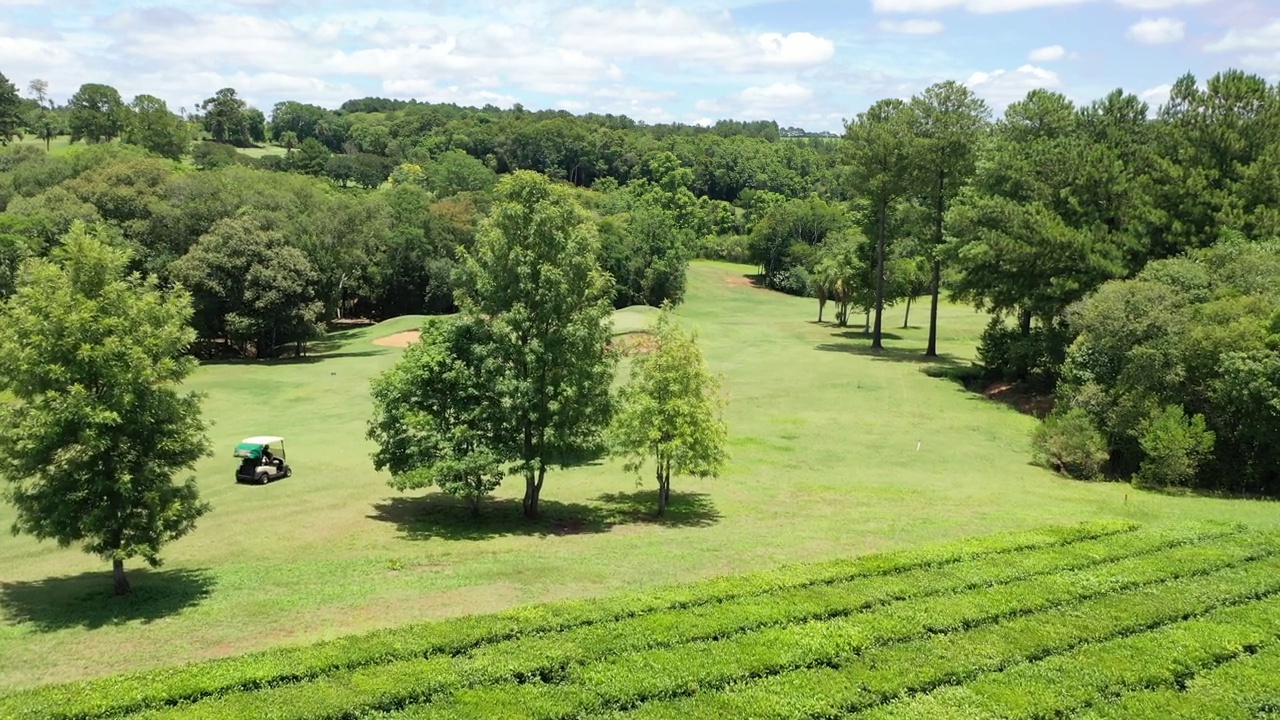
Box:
[0, 261, 1277, 692]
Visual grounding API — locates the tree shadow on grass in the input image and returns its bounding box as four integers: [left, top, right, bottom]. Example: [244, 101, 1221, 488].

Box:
[369, 490, 721, 541]
[816, 342, 963, 367]
[0, 568, 216, 632]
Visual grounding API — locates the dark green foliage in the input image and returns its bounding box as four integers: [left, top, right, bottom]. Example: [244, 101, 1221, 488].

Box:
[123, 95, 191, 160]
[1053, 241, 1280, 494]
[199, 88, 261, 147]
[292, 137, 331, 176]
[1032, 408, 1109, 480]
[0, 71, 21, 145]
[369, 318, 504, 516]
[191, 141, 248, 170]
[0, 222, 211, 595]
[456, 171, 616, 519]
[168, 214, 324, 358]
[67, 84, 127, 144]
[599, 200, 691, 308]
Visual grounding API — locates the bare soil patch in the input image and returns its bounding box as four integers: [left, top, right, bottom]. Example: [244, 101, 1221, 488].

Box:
[983, 382, 1055, 419]
[373, 331, 421, 348]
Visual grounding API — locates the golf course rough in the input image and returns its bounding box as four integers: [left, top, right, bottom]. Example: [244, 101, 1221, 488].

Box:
[4, 521, 1280, 719]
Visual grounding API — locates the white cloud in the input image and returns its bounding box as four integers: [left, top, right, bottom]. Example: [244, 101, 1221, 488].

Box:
[1028, 44, 1067, 61]
[1116, 0, 1211, 7]
[872, 0, 1092, 13]
[695, 83, 817, 120]
[1127, 17, 1185, 44]
[878, 19, 946, 34]
[1206, 21, 1280, 52]
[965, 64, 1063, 110]
[557, 5, 834, 71]
[1140, 83, 1172, 111]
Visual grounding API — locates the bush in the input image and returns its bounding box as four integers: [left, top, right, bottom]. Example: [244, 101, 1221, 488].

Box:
[696, 234, 751, 263]
[1135, 405, 1215, 489]
[977, 317, 1073, 389]
[1033, 408, 1110, 480]
[767, 265, 812, 297]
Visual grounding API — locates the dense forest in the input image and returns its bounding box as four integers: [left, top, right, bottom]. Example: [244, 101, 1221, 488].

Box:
[3, 68, 1280, 496]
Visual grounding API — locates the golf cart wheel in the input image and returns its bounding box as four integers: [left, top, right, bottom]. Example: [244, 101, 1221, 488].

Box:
[284, 467, 292, 478]
[258, 472, 270, 485]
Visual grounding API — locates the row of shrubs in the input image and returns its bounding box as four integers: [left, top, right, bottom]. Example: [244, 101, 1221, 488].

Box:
[0, 522, 1129, 720]
[871, 590, 1280, 719]
[125, 524, 1211, 720]
[624, 544, 1280, 720]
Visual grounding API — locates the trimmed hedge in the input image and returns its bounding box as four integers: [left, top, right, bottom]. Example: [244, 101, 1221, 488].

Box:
[386, 529, 1280, 719]
[0, 521, 1133, 720]
[97, 523, 1191, 720]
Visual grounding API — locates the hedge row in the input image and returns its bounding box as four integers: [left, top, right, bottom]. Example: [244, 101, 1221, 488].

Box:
[1078, 636, 1280, 720]
[0, 521, 1135, 720]
[118, 523, 1220, 720]
[378, 531, 1280, 719]
[605, 551, 1280, 720]
[861, 593, 1280, 719]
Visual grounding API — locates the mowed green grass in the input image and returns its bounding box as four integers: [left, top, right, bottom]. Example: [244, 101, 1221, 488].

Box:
[6, 522, 1280, 720]
[11, 136, 76, 156]
[1, 261, 1278, 692]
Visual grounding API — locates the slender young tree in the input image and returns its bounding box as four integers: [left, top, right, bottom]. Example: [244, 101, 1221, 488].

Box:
[0, 222, 211, 595]
[610, 309, 728, 517]
[844, 99, 921, 350]
[455, 171, 616, 519]
[910, 82, 990, 356]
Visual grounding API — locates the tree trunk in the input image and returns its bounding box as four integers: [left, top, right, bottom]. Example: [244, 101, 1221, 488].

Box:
[926, 171, 945, 358]
[816, 286, 827, 323]
[523, 464, 545, 519]
[902, 295, 913, 329]
[872, 200, 887, 351]
[926, 259, 942, 357]
[1019, 308, 1033, 336]
[113, 558, 131, 596]
[657, 463, 671, 518]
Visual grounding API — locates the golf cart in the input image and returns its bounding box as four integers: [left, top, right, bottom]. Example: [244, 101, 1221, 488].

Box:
[234, 436, 292, 485]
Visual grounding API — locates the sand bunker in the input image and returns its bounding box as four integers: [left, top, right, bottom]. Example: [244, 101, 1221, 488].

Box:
[373, 331, 421, 348]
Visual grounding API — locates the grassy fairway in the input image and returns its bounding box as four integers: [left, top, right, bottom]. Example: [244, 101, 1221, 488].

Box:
[11, 136, 76, 155]
[1, 261, 1278, 692]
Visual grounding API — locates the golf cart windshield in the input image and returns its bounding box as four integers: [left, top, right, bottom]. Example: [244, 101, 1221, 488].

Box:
[233, 436, 284, 460]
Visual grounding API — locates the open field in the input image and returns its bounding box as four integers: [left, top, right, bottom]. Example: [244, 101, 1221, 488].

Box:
[2, 261, 1279, 693]
[11, 136, 76, 156]
[6, 521, 1280, 719]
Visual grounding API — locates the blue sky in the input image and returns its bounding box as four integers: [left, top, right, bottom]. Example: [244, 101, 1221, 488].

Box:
[0, 0, 1275, 132]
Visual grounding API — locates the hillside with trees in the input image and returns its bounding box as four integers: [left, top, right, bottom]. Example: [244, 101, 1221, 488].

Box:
[3, 67, 1280, 495]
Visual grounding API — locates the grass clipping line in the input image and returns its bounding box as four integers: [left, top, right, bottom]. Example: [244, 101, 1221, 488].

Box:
[0, 522, 1136, 720]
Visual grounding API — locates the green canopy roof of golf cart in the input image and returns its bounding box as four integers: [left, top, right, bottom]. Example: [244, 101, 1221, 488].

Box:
[233, 436, 284, 459]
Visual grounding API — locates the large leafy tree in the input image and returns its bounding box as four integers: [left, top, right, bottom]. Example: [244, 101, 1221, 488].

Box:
[455, 170, 616, 519]
[369, 318, 504, 516]
[610, 309, 728, 517]
[844, 99, 921, 350]
[68, 83, 128, 144]
[199, 88, 257, 146]
[909, 81, 989, 356]
[0, 222, 211, 595]
[124, 94, 192, 160]
[0, 70, 22, 145]
[169, 214, 324, 358]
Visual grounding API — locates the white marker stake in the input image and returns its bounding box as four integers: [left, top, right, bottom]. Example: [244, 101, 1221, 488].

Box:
[916, 440, 922, 452]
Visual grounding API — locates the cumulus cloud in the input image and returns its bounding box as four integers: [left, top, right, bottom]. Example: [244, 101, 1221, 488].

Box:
[1206, 21, 1280, 52]
[965, 64, 1063, 110]
[1140, 83, 1172, 111]
[1028, 45, 1067, 61]
[872, 0, 1091, 13]
[1127, 17, 1186, 44]
[557, 5, 834, 71]
[696, 83, 817, 120]
[1116, 0, 1212, 7]
[879, 19, 946, 34]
